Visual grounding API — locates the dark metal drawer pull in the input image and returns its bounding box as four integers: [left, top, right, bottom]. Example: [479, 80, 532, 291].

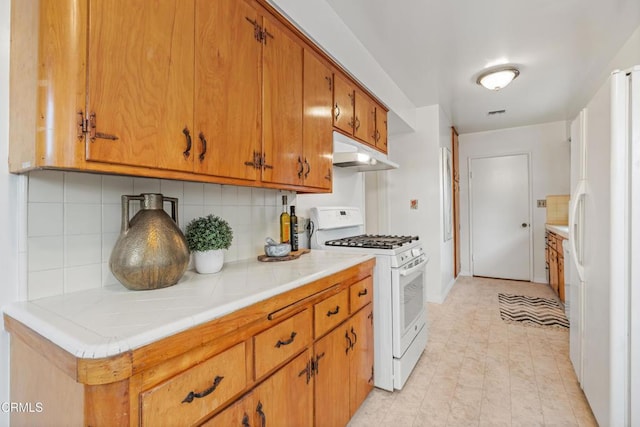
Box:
[326, 306, 340, 317]
[181, 375, 224, 403]
[357, 288, 368, 297]
[275, 331, 297, 348]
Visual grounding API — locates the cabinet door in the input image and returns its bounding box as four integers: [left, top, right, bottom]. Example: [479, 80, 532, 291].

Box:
[354, 90, 376, 147]
[333, 73, 355, 135]
[261, 16, 303, 186]
[550, 249, 559, 294]
[558, 251, 565, 302]
[194, 0, 262, 181]
[349, 305, 374, 417]
[375, 107, 388, 153]
[86, 0, 194, 172]
[253, 349, 313, 427]
[302, 51, 333, 190]
[314, 326, 350, 427]
[202, 393, 253, 427]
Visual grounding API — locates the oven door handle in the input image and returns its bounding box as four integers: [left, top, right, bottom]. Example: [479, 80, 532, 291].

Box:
[399, 257, 428, 277]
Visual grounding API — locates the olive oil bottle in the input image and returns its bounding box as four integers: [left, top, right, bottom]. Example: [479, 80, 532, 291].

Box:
[279, 195, 290, 243]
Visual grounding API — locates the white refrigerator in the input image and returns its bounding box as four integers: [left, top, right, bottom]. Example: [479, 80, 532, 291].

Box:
[569, 65, 639, 426]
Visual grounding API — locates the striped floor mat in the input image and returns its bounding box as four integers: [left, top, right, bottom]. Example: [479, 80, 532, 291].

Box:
[498, 293, 569, 329]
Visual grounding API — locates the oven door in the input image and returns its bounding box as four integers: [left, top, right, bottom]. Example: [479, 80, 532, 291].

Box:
[391, 255, 428, 358]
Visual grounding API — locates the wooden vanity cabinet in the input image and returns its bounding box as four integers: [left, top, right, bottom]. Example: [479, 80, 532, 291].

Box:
[6, 259, 375, 426]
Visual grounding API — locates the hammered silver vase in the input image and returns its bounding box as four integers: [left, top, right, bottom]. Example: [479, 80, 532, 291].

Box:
[109, 193, 189, 291]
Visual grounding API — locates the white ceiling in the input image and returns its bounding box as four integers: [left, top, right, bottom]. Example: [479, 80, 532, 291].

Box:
[324, 0, 640, 134]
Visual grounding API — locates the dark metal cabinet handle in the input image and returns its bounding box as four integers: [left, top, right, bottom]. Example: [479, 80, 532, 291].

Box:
[242, 413, 251, 427]
[326, 306, 340, 317]
[297, 156, 304, 178]
[198, 132, 207, 162]
[304, 158, 310, 178]
[357, 288, 368, 297]
[334, 103, 341, 120]
[275, 331, 297, 348]
[350, 327, 357, 348]
[345, 331, 352, 354]
[182, 127, 192, 158]
[354, 117, 361, 131]
[256, 401, 266, 427]
[368, 365, 374, 384]
[181, 375, 224, 403]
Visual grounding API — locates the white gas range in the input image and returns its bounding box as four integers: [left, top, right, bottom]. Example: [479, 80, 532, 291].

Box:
[310, 207, 428, 391]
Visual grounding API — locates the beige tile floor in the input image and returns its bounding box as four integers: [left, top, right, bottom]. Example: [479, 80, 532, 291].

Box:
[348, 276, 598, 427]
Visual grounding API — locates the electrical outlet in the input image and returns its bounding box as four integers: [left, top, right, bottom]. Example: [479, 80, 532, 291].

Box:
[537, 199, 547, 208]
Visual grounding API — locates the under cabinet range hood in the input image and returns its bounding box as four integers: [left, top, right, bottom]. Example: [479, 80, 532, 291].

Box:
[332, 132, 398, 172]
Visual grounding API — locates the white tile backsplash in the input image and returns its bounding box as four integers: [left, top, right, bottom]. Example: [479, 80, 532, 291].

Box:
[65, 204, 101, 235]
[26, 171, 298, 299]
[28, 170, 63, 202]
[64, 172, 102, 203]
[28, 202, 63, 237]
[64, 234, 101, 267]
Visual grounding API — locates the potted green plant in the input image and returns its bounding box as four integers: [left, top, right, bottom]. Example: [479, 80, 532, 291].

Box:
[185, 214, 233, 274]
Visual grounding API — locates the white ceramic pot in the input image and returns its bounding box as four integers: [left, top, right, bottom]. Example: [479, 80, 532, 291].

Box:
[193, 249, 224, 274]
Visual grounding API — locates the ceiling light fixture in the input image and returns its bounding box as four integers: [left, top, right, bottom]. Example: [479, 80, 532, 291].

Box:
[476, 66, 520, 90]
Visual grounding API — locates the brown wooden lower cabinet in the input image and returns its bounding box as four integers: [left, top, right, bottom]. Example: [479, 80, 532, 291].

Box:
[204, 350, 313, 427]
[6, 259, 375, 426]
[545, 229, 566, 302]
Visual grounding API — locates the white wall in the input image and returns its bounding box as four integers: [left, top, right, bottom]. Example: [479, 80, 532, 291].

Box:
[458, 121, 570, 283]
[0, 1, 17, 425]
[386, 105, 454, 303]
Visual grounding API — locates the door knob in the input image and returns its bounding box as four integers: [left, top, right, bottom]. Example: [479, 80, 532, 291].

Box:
[521, 223, 529, 228]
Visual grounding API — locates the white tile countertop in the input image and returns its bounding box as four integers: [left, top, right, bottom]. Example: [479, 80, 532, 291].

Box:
[3, 250, 374, 360]
[546, 224, 569, 239]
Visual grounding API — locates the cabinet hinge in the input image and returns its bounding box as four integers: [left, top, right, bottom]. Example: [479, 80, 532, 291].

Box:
[77, 111, 97, 141]
[260, 27, 274, 45]
[245, 17, 262, 42]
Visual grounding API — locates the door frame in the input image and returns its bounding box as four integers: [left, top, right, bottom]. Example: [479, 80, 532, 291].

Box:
[468, 152, 534, 281]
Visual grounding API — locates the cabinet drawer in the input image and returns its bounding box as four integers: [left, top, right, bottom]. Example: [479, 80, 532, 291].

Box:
[315, 289, 349, 338]
[350, 276, 373, 313]
[140, 342, 246, 427]
[254, 309, 312, 379]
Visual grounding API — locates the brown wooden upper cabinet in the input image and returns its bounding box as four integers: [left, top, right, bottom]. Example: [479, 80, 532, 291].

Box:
[301, 51, 334, 190]
[9, 0, 384, 192]
[85, 0, 195, 173]
[193, 0, 262, 181]
[332, 73, 388, 153]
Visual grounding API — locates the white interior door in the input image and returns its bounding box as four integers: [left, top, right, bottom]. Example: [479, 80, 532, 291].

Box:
[470, 154, 531, 280]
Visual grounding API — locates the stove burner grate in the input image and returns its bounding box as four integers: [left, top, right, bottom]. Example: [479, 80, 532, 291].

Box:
[324, 234, 419, 249]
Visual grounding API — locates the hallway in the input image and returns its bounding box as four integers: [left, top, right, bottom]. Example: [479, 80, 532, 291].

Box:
[348, 276, 597, 426]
